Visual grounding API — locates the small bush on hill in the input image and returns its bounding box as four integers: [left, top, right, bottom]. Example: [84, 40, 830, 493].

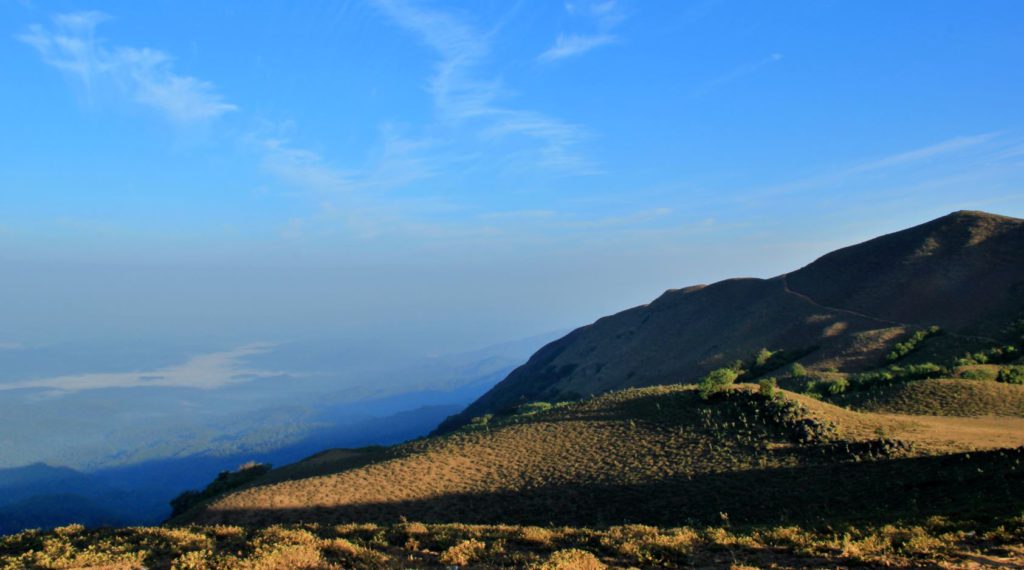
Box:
[754, 348, 774, 368]
[516, 402, 554, 415]
[807, 363, 949, 400]
[826, 377, 849, 395]
[537, 548, 607, 569]
[849, 363, 947, 388]
[790, 363, 808, 378]
[698, 368, 739, 400]
[737, 346, 818, 381]
[758, 378, 777, 399]
[997, 366, 1024, 385]
[803, 376, 850, 397]
[439, 538, 487, 566]
[956, 366, 998, 381]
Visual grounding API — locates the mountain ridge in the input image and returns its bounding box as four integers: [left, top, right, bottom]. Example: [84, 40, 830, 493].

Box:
[437, 210, 1024, 432]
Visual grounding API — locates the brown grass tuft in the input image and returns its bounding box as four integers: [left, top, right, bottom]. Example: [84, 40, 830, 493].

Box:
[534, 548, 606, 570]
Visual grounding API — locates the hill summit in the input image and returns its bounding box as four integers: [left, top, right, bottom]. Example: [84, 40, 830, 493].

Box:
[437, 211, 1024, 432]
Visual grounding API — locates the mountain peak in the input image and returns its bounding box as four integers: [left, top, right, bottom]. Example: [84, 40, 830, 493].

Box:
[944, 209, 1020, 221]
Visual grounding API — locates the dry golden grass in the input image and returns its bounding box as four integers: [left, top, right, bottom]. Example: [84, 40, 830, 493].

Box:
[883, 414, 1024, 451]
[186, 386, 796, 525]
[5, 518, 1024, 569]
[177, 384, 1024, 528]
[785, 389, 1024, 452]
[833, 377, 1024, 417]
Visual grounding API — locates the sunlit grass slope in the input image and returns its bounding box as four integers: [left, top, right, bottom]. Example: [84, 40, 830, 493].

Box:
[834, 377, 1024, 417]
[180, 385, 1024, 528]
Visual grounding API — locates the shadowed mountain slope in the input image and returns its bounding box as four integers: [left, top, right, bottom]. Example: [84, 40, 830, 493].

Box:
[787, 210, 1024, 337]
[438, 211, 1024, 432]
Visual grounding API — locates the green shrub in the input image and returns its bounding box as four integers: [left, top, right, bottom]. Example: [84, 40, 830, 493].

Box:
[886, 326, 941, 363]
[957, 345, 1020, 366]
[803, 376, 849, 397]
[826, 377, 849, 395]
[516, 402, 554, 415]
[758, 378, 778, 399]
[846, 363, 947, 392]
[754, 348, 774, 368]
[789, 363, 807, 378]
[737, 346, 818, 381]
[468, 414, 494, 428]
[698, 368, 739, 400]
[959, 368, 996, 381]
[996, 366, 1024, 385]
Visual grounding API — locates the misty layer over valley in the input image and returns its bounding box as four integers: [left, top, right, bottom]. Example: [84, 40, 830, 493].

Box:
[0, 332, 558, 531]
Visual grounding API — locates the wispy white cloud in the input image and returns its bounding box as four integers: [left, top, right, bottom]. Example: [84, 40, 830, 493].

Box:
[479, 110, 592, 170]
[364, 124, 444, 189]
[374, 0, 593, 172]
[249, 124, 472, 242]
[254, 123, 440, 199]
[258, 138, 356, 196]
[845, 133, 998, 174]
[0, 344, 287, 393]
[565, 0, 627, 30]
[19, 11, 236, 123]
[539, 33, 616, 62]
[694, 53, 783, 96]
[540, 0, 625, 63]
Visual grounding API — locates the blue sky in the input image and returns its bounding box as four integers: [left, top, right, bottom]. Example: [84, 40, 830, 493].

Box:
[1, 0, 1024, 353]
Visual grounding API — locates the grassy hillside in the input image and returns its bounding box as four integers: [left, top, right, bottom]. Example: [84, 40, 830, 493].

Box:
[440, 211, 1024, 431]
[180, 384, 1024, 528]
